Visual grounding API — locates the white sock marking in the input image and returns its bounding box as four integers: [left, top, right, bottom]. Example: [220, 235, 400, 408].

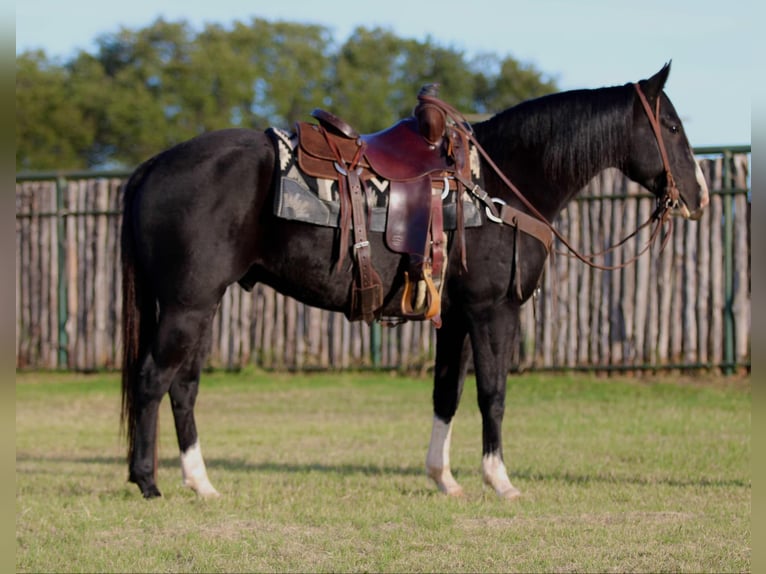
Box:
[180, 441, 220, 498]
[482, 453, 521, 499]
[426, 417, 463, 495]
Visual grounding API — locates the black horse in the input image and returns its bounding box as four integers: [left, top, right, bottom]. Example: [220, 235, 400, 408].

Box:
[121, 63, 708, 499]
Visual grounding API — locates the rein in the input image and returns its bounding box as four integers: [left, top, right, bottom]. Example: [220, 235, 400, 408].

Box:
[419, 85, 679, 271]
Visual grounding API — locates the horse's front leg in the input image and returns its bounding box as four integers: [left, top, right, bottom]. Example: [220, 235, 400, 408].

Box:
[469, 300, 522, 500]
[426, 309, 471, 496]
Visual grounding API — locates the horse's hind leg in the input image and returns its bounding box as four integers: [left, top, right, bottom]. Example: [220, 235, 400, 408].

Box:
[129, 305, 216, 498]
[426, 309, 471, 496]
[128, 357, 168, 498]
[169, 318, 220, 498]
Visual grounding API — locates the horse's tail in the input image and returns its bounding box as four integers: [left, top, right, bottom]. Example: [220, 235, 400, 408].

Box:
[120, 162, 157, 466]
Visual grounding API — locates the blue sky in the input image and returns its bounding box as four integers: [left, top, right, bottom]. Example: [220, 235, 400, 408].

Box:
[16, 0, 754, 146]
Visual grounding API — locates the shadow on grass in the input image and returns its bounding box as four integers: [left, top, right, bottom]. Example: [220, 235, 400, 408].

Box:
[511, 467, 750, 489]
[16, 452, 750, 488]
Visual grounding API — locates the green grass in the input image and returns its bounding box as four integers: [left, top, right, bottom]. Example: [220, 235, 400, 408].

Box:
[16, 370, 750, 573]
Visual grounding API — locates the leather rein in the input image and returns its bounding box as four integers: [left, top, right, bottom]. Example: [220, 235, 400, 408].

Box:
[419, 83, 681, 271]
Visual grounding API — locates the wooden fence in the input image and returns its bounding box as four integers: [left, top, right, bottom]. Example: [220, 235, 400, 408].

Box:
[15, 148, 750, 373]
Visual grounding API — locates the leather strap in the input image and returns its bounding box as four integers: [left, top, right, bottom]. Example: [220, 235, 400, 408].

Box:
[430, 190, 446, 279]
[347, 165, 383, 322]
[428, 190, 446, 328]
[399, 189, 445, 325]
[499, 204, 553, 252]
[319, 125, 383, 322]
[455, 183, 467, 272]
[322, 128, 363, 272]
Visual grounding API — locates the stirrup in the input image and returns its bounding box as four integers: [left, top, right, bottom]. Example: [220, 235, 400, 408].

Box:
[401, 265, 441, 322]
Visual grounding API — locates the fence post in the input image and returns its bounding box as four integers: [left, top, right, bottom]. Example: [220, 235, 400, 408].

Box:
[722, 151, 734, 375]
[56, 176, 69, 368]
[370, 322, 381, 368]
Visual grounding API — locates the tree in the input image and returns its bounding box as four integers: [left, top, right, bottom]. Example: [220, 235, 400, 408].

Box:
[475, 56, 558, 113]
[91, 19, 202, 165]
[16, 52, 94, 170]
[329, 27, 418, 132]
[16, 19, 558, 171]
[249, 20, 335, 128]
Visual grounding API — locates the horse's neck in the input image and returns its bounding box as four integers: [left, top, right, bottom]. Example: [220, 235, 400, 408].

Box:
[474, 88, 630, 220]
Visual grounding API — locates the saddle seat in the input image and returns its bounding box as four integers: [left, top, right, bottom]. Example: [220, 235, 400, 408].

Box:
[295, 86, 469, 325]
[363, 119, 463, 181]
[296, 114, 469, 183]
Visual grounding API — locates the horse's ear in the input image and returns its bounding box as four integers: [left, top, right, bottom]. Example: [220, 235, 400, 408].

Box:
[640, 61, 671, 100]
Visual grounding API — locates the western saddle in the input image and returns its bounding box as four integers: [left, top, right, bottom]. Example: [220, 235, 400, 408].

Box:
[296, 84, 471, 326]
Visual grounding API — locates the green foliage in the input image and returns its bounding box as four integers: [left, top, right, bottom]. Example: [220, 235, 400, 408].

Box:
[16, 52, 93, 170]
[16, 18, 557, 171]
[16, 371, 750, 572]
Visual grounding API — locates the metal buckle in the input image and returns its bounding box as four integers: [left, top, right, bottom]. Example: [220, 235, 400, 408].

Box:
[440, 177, 450, 200]
[333, 163, 363, 177]
[485, 197, 507, 224]
[354, 240, 370, 250]
[333, 161, 347, 176]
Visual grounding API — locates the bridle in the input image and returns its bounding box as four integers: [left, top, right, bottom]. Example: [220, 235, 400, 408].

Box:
[632, 82, 681, 217]
[419, 83, 681, 271]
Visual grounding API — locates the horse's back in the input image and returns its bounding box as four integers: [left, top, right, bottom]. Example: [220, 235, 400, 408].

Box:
[125, 128, 276, 304]
[134, 128, 274, 192]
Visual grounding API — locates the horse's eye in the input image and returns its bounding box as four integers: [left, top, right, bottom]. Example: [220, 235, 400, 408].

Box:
[669, 125, 679, 134]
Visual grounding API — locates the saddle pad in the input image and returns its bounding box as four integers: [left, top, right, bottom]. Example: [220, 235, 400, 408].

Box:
[267, 127, 483, 232]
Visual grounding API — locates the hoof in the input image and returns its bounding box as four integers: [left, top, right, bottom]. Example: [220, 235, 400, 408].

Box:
[427, 466, 464, 497]
[444, 485, 465, 497]
[180, 442, 219, 499]
[434, 477, 464, 497]
[141, 485, 163, 499]
[497, 486, 522, 501]
[194, 486, 221, 500]
[481, 454, 520, 500]
[183, 476, 221, 499]
[130, 473, 162, 499]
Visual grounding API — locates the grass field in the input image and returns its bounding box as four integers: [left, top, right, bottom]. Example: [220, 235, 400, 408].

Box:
[16, 369, 750, 573]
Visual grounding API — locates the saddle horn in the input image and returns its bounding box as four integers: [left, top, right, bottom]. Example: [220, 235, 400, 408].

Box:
[415, 84, 447, 147]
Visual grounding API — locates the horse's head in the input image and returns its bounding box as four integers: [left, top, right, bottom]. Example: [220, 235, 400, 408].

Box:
[626, 63, 709, 220]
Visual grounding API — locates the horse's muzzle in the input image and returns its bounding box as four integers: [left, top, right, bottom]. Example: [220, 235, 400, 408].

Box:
[677, 161, 711, 221]
[673, 192, 708, 221]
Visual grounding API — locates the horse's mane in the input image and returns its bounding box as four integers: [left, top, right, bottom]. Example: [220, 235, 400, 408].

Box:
[473, 84, 634, 190]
